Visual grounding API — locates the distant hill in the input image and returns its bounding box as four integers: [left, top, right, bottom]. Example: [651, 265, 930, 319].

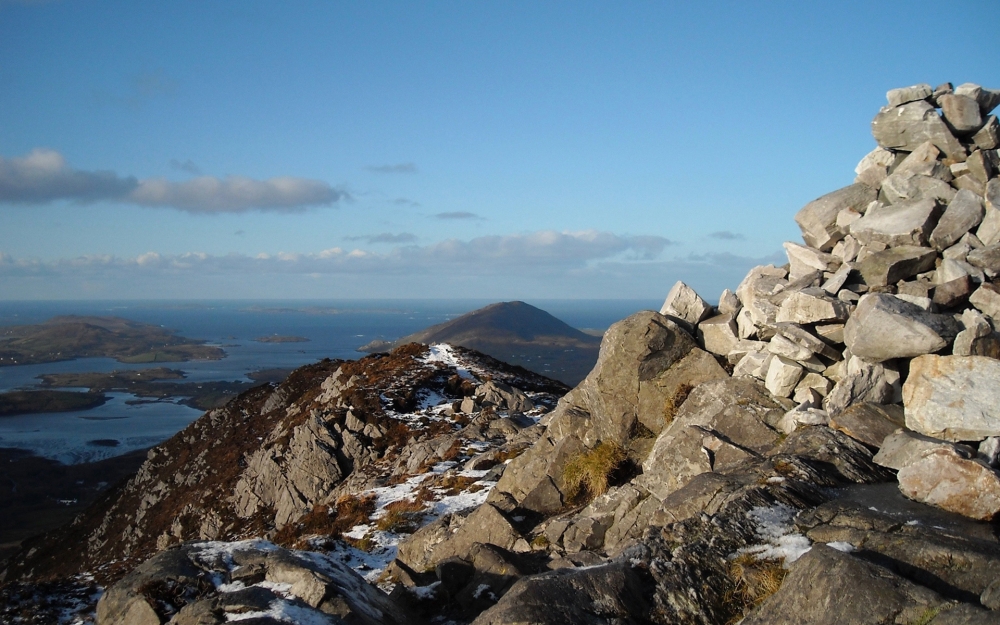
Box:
[358, 301, 602, 385]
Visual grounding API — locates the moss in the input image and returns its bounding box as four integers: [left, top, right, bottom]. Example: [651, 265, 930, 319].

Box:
[563, 441, 627, 504]
[909, 606, 941, 625]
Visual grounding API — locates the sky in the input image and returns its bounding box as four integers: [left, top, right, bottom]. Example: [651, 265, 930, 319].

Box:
[1, 0, 998, 301]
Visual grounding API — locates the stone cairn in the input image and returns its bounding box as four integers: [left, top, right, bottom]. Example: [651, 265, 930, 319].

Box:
[664, 81, 1000, 520]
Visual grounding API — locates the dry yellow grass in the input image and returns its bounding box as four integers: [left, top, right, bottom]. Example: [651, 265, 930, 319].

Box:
[563, 441, 627, 504]
[724, 553, 786, 623]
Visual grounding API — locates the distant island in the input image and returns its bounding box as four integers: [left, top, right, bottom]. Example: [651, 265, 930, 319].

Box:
[0, 390, 108, 417]
[252, 335, 310, 343]
[0, 316, 224, 367]
[358, 301, 602, 385]
[38, 368, 254, 411]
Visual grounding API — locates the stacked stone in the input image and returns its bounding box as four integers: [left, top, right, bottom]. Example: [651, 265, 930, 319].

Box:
[662, 81, 1000, 520]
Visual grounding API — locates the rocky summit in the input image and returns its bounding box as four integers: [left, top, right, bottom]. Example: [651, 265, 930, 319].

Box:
[4, 81, 1000, 625]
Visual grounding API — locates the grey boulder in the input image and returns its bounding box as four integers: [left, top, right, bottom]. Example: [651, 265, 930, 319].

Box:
[843, 293, 960, 362]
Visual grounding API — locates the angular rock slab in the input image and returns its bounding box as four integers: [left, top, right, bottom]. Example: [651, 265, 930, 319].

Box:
[939, 93, 984, 135]
[871, 100, 965, 158]
[775, 287, 850, 324]
[857, 245, 936, 287]
[828, 402, 905, 448]
[794, 183, 877, 251]
[850, 198, 941, 247]
[844, 293, 959, 362]
[898, 448, 1000, 521]
[660, 280, 712, 326]
[903, 354, 1000, 441]
[873, 429, 971, 471]
[930, 189, 985, 251]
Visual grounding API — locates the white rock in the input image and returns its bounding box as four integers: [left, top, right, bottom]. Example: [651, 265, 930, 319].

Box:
[794, 183, 878, 251]
[697, 313, 739, 357]
[660, 281, 713, 326]
[765, 356, 804, 398]
[903, 354, 1000, 441]
[775, 288, 850, 324]
[970, 284, 1000, 319]
[767, 334, 813, 361]
[854, 146, 896, 175]
[733, 351, 770, 380]
[784, 241, 840, 281]
[776, 404, 830, 434]
[718, 289, 741, 315]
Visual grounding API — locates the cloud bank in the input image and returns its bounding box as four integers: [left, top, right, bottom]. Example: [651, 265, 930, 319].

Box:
[365, 162, 417, 174]
[0, 148, 346, 213]
[435, 211, 482, 220]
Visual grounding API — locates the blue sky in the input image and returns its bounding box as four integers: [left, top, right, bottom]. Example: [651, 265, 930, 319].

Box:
[1, 0, 998, 300]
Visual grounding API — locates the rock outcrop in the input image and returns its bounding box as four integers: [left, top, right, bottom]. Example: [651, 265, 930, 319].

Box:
[7, 80, 1000, 625]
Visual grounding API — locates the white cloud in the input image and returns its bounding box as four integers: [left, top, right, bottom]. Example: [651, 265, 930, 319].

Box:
[0, 148, 346, 213]
[0, 237, 781, 300]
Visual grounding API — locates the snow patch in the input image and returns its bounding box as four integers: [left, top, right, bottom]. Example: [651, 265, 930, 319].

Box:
[826, 541, 856, 553]
[739, 504, 813, 565]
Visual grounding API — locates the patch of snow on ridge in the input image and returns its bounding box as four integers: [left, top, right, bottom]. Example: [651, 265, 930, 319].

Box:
[739, 504, 812, 565]
[423, 343, 478, 380]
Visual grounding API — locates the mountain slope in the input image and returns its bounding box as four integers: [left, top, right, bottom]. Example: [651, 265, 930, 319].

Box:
[361, 301, 602, 385]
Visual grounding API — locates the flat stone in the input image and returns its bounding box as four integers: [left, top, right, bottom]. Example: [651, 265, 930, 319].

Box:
[795, 183, 878, 251]
[871, 100, 966, 159]
[829, 403, 905, 448]
[967, 243, 1000, 273]
[726, 338, 767, 364]
[775, 287, 850, 324]
[844, 293, 959, 362]
[929, 190, 985, 250]
[954, 82, 1000, 116]
[973, 116, 999, 150]
[953, 172, 986, 197]
[765, 355, 804, 398]
[976, 180, 1000, 246]
[784, 241, 840, 281]
[938, 93, 983, 136]
[660, 281, 712, 326]
[773, 322, 841, 359]
[881, 172, 957, 206]
[858, 245, 937, 287]
[873, 429, 972, 470]
[887, 84, 933, 107]
[892, 141, 953, 181]
[970, 283, 1000, 319]
[850, 198, 941, 247]
[898, 448, 1000, 521]
[904, 354, 1000, 441]
[814, 323, 845, 344]
[697, 313, 739, 356]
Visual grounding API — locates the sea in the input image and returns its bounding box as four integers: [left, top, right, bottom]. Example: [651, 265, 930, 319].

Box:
[0, 299, 657, 464]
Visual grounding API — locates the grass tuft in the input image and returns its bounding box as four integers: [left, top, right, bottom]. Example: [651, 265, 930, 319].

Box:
[663, 383, 695, 425]
[563, 441, 627, 504]
[723, 553, 786, 623]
